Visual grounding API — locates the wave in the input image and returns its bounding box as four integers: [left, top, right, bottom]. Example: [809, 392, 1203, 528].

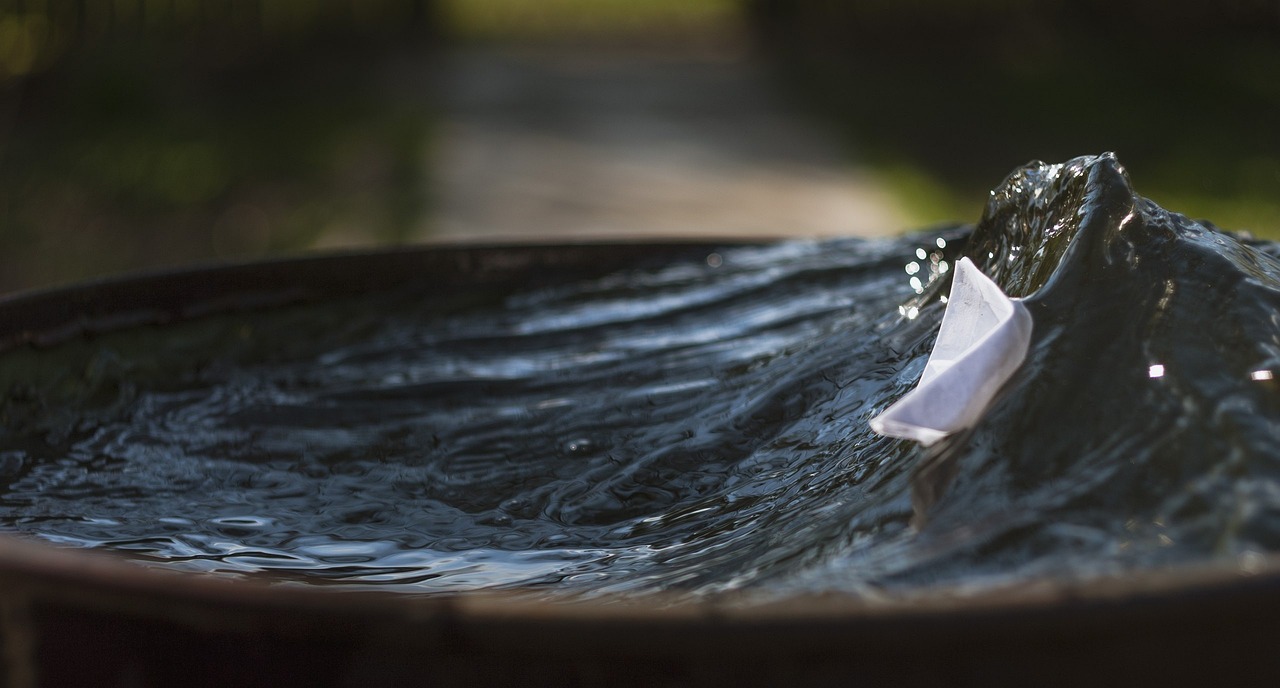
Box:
[0, 154, 1277, 599]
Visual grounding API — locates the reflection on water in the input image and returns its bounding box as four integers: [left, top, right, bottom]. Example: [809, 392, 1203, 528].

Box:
[1, 154, 1279, 601]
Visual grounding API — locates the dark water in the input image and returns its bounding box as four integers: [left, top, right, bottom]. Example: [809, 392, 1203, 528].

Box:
[2, 153, 1279, 599]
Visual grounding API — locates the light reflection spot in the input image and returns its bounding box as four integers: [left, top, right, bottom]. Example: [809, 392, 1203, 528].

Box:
[1148, 364, 1165, 378]
[936, 237, 947, 248]
[1251, 370, 1274, 381]
[909, 276, 923, 293]
[905, 262, 920, 275]
[1241, 550, 1265, 575]
[706, 253, 723, 268]
[915, 248, 927, 260]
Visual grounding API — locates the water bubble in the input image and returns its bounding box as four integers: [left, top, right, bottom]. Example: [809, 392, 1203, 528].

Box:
[564, 438, 596, 456]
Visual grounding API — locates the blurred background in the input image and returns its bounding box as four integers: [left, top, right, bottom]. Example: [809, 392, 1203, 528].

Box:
[0, 0, 1276, 293]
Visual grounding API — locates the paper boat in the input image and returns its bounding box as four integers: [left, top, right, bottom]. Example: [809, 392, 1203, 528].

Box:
[870, 257, 1032, 445]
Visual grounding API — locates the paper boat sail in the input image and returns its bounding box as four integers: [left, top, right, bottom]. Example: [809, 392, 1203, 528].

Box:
[870, 257, 1033, 445]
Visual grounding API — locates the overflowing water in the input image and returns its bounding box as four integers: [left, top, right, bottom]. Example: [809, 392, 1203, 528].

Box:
[1, 154, 1279, 599]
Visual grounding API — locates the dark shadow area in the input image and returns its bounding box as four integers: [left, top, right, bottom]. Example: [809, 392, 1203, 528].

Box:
[0, 2, 436, 293]
[748, 1, 1280, 233]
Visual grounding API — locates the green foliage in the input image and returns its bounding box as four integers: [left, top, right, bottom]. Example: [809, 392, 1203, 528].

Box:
[0, 3, 433, 292]
[441, 0, 738, 42]
[754, 1, 1280, 235]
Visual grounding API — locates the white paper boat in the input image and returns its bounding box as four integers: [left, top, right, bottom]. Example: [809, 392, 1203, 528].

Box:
[870, 257, 1033, 445]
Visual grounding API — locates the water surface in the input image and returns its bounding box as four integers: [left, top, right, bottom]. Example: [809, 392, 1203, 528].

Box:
[2, 154, 1278, 599]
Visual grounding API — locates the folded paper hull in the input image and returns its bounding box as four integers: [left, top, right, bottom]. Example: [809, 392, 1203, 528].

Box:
[871, 257, 1033, 445]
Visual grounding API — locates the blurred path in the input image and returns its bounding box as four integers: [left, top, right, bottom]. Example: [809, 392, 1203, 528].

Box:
[424, 48, 908, 240]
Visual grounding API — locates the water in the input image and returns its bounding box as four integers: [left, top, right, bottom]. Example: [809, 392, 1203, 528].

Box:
[1, 153, 1278, 600]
